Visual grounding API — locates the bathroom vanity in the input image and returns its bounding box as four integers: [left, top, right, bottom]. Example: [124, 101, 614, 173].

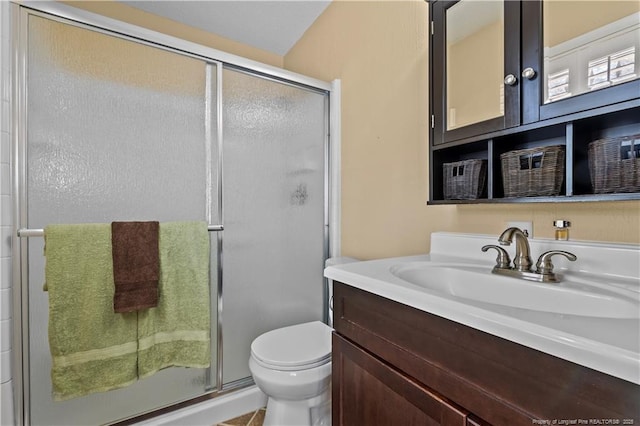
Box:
[325, 233, 640, 425]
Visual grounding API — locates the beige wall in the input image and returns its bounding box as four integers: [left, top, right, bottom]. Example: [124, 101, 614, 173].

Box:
[285, 0, 440, 259]
[285, 0, 640, 260]
[52, 0, 640, 259]
[544, 0, 640, 47]
[447, 19, 503, 129]
[30, 14, 205, 96]
[62, 1, 283, 67]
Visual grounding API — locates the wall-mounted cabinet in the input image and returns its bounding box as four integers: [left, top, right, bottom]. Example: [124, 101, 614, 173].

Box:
[429, 0, 640, 204]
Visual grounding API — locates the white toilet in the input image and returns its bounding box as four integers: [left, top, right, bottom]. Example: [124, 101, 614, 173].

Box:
[249, 258, 357, 426]
[249, 321, 333, 426]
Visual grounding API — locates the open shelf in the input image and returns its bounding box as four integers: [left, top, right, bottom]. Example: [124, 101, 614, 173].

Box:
[429, 105, 640, 204]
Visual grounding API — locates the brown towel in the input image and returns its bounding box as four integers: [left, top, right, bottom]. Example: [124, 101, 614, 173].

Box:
[111, 221, 160, 313]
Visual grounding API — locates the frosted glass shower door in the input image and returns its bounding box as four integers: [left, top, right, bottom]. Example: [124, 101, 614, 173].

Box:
[221, 68, 328, 384]
[24, 14, 218, 425]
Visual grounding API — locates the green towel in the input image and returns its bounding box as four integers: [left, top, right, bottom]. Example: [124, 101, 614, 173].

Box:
[137, 221, 211, 378]
[45, 224, 138, 401]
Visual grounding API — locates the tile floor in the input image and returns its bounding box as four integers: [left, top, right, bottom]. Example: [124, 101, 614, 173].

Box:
[217, 408, 266, 426]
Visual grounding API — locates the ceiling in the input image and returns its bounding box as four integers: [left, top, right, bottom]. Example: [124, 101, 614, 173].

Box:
[121, 1, 332, 56]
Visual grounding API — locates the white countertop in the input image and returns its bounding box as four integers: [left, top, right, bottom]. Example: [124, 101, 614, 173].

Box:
[325, 233, 640, 385]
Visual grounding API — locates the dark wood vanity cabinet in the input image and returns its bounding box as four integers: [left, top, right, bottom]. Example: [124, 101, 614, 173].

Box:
[429, 0, 640, 203]
[333, 334, 471, 426]
[332, 282, 640, 426]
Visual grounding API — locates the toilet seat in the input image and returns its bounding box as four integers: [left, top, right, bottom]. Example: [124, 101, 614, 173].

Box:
[251, 321, 332, 371]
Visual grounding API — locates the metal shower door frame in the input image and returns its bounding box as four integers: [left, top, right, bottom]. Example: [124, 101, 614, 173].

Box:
[11, 3, 334, 424]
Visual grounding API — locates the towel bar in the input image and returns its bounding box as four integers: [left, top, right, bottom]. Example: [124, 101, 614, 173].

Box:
[17, 224, 224, 237]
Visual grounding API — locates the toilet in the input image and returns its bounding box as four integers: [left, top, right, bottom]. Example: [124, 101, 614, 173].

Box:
[249, 257, 357, 426]
[249, 321, 333, 426]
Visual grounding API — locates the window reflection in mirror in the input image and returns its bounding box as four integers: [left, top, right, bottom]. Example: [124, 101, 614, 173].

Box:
[446, 1, 504, 130]
[543, 1, 640, 104]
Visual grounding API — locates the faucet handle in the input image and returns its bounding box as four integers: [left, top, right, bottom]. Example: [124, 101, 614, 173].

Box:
[482, 245, 511, 269]
[535, 250, 577, 275]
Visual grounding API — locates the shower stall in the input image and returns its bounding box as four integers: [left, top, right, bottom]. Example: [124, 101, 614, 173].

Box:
[11, 3, 336, 425]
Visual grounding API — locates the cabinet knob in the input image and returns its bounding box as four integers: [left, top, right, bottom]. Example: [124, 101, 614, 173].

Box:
[504, 74, 518, 86]
[522, 67, 537, 80]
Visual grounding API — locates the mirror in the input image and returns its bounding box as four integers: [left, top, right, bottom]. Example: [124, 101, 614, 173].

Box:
[543, 1, 640, 103]
[446, 0, 504, 130]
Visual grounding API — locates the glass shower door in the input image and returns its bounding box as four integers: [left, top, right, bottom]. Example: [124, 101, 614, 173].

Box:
[221, 68, 328, 384]
[24, 14, 218, 425]
[19, 7, 331, 423]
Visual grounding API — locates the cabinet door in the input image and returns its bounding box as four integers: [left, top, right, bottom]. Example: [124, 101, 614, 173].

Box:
[431, 0, 521, 145]
[332, 334, 469, 426]
[523, 0, 640, 123]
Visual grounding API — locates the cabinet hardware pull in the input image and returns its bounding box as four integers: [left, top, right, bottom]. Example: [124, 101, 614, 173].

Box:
[522, 67, 536, 80]
[504, 74, 517, 86]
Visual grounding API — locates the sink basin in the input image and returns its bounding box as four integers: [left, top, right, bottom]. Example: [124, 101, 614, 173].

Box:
[389, 262, 640, 319]
[325, 234, 640, 384]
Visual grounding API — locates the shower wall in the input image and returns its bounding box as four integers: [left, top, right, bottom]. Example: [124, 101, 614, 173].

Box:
[15, 7, 329, 425]
[1, 1, 14, 425]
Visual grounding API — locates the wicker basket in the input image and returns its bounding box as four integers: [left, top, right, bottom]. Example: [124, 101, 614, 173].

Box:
[588, 134, 640, 194]
[443, 159, 486, 200]
[501, 145, 565, 197]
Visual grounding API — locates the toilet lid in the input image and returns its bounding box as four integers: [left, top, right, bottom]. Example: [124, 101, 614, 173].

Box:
[251, 321, 332, 370]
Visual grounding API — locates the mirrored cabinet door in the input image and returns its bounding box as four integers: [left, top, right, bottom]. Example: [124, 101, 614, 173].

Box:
[432, 0, 521, 145]
[542, 1, 640, 104]
[429, 0, 640, 204]
[446, 1, 504, 130]
[530, 0, 640, 120]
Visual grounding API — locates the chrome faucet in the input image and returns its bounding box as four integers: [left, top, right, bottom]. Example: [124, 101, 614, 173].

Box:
[482, 227, 577, 283]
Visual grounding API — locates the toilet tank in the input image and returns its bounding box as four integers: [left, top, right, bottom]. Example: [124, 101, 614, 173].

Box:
[325, 257, 359, 327]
